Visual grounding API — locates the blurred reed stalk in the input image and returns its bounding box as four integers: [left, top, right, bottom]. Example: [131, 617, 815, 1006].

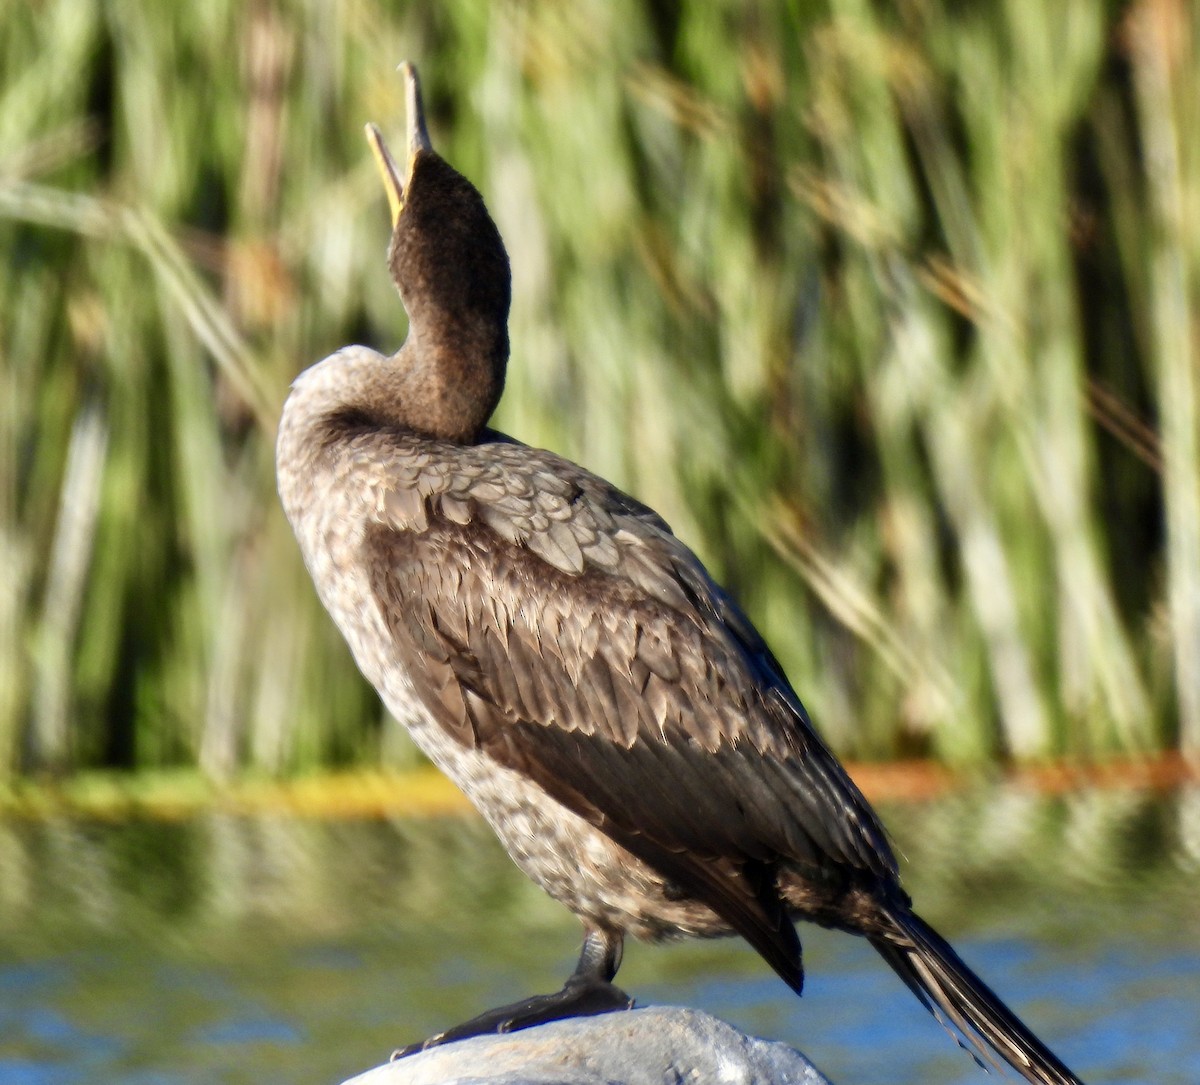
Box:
[0, 0, 1196, 780]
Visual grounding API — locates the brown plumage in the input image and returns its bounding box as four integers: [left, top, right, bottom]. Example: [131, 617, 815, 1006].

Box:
[276, 63, 1083, 1084]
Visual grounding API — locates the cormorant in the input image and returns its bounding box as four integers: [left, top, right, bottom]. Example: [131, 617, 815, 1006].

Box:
[276, 63, 1083, 1085]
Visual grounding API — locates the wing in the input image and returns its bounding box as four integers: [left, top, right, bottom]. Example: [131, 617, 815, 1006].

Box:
[364, 434, 896, 987]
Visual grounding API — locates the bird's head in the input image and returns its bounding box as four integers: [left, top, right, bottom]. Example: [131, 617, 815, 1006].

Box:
[365, 64, 510, 442]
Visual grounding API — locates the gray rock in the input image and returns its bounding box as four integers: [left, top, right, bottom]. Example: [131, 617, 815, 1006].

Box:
[341, 1006, 832, 1085]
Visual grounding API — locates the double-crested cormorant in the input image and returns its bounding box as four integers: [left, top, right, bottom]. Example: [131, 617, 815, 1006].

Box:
[276, 64, 1082, 1085]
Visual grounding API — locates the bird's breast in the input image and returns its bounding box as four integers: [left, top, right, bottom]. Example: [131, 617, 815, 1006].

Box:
[405, 705, 733, 942]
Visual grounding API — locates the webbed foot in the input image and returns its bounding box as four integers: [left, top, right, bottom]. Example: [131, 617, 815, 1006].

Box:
[391, 928, 631, 1060]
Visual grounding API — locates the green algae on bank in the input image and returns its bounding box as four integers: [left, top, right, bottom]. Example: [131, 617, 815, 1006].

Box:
[0, 767, 470, 821]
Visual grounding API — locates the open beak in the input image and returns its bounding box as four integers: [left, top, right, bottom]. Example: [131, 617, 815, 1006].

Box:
[365, 60, 433, 228]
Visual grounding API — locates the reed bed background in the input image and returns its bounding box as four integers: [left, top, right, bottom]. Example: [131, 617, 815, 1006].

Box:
[1, 0, 1197, 781]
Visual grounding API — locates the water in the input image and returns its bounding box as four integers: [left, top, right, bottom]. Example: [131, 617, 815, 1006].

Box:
[0, 787, 1197, 1084]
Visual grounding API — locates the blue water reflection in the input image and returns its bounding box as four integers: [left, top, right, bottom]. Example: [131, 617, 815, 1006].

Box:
[0, 791, 1197, 1084]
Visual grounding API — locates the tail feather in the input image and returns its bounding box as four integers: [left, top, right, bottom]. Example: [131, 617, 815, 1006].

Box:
[870, 908, 1082, 1085]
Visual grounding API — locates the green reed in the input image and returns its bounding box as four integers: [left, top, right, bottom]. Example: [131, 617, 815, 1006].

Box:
[1, 0, 1196, 779]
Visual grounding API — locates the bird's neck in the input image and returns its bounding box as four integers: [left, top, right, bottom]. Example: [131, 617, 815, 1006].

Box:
[280, 314, 507, 466]
[394, 310, 508, 443]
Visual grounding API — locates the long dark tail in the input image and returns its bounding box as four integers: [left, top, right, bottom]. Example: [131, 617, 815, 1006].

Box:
[869, 907, 1082, 1085]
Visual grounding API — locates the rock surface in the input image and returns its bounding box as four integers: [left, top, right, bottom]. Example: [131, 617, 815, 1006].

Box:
[340, 1006, 832, 1085]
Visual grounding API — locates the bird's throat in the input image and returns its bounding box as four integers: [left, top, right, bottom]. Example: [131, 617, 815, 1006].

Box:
[384, 323, 507, 444]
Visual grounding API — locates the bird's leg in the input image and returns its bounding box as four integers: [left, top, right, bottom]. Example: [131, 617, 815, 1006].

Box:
[391, 928, 633, 1060]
